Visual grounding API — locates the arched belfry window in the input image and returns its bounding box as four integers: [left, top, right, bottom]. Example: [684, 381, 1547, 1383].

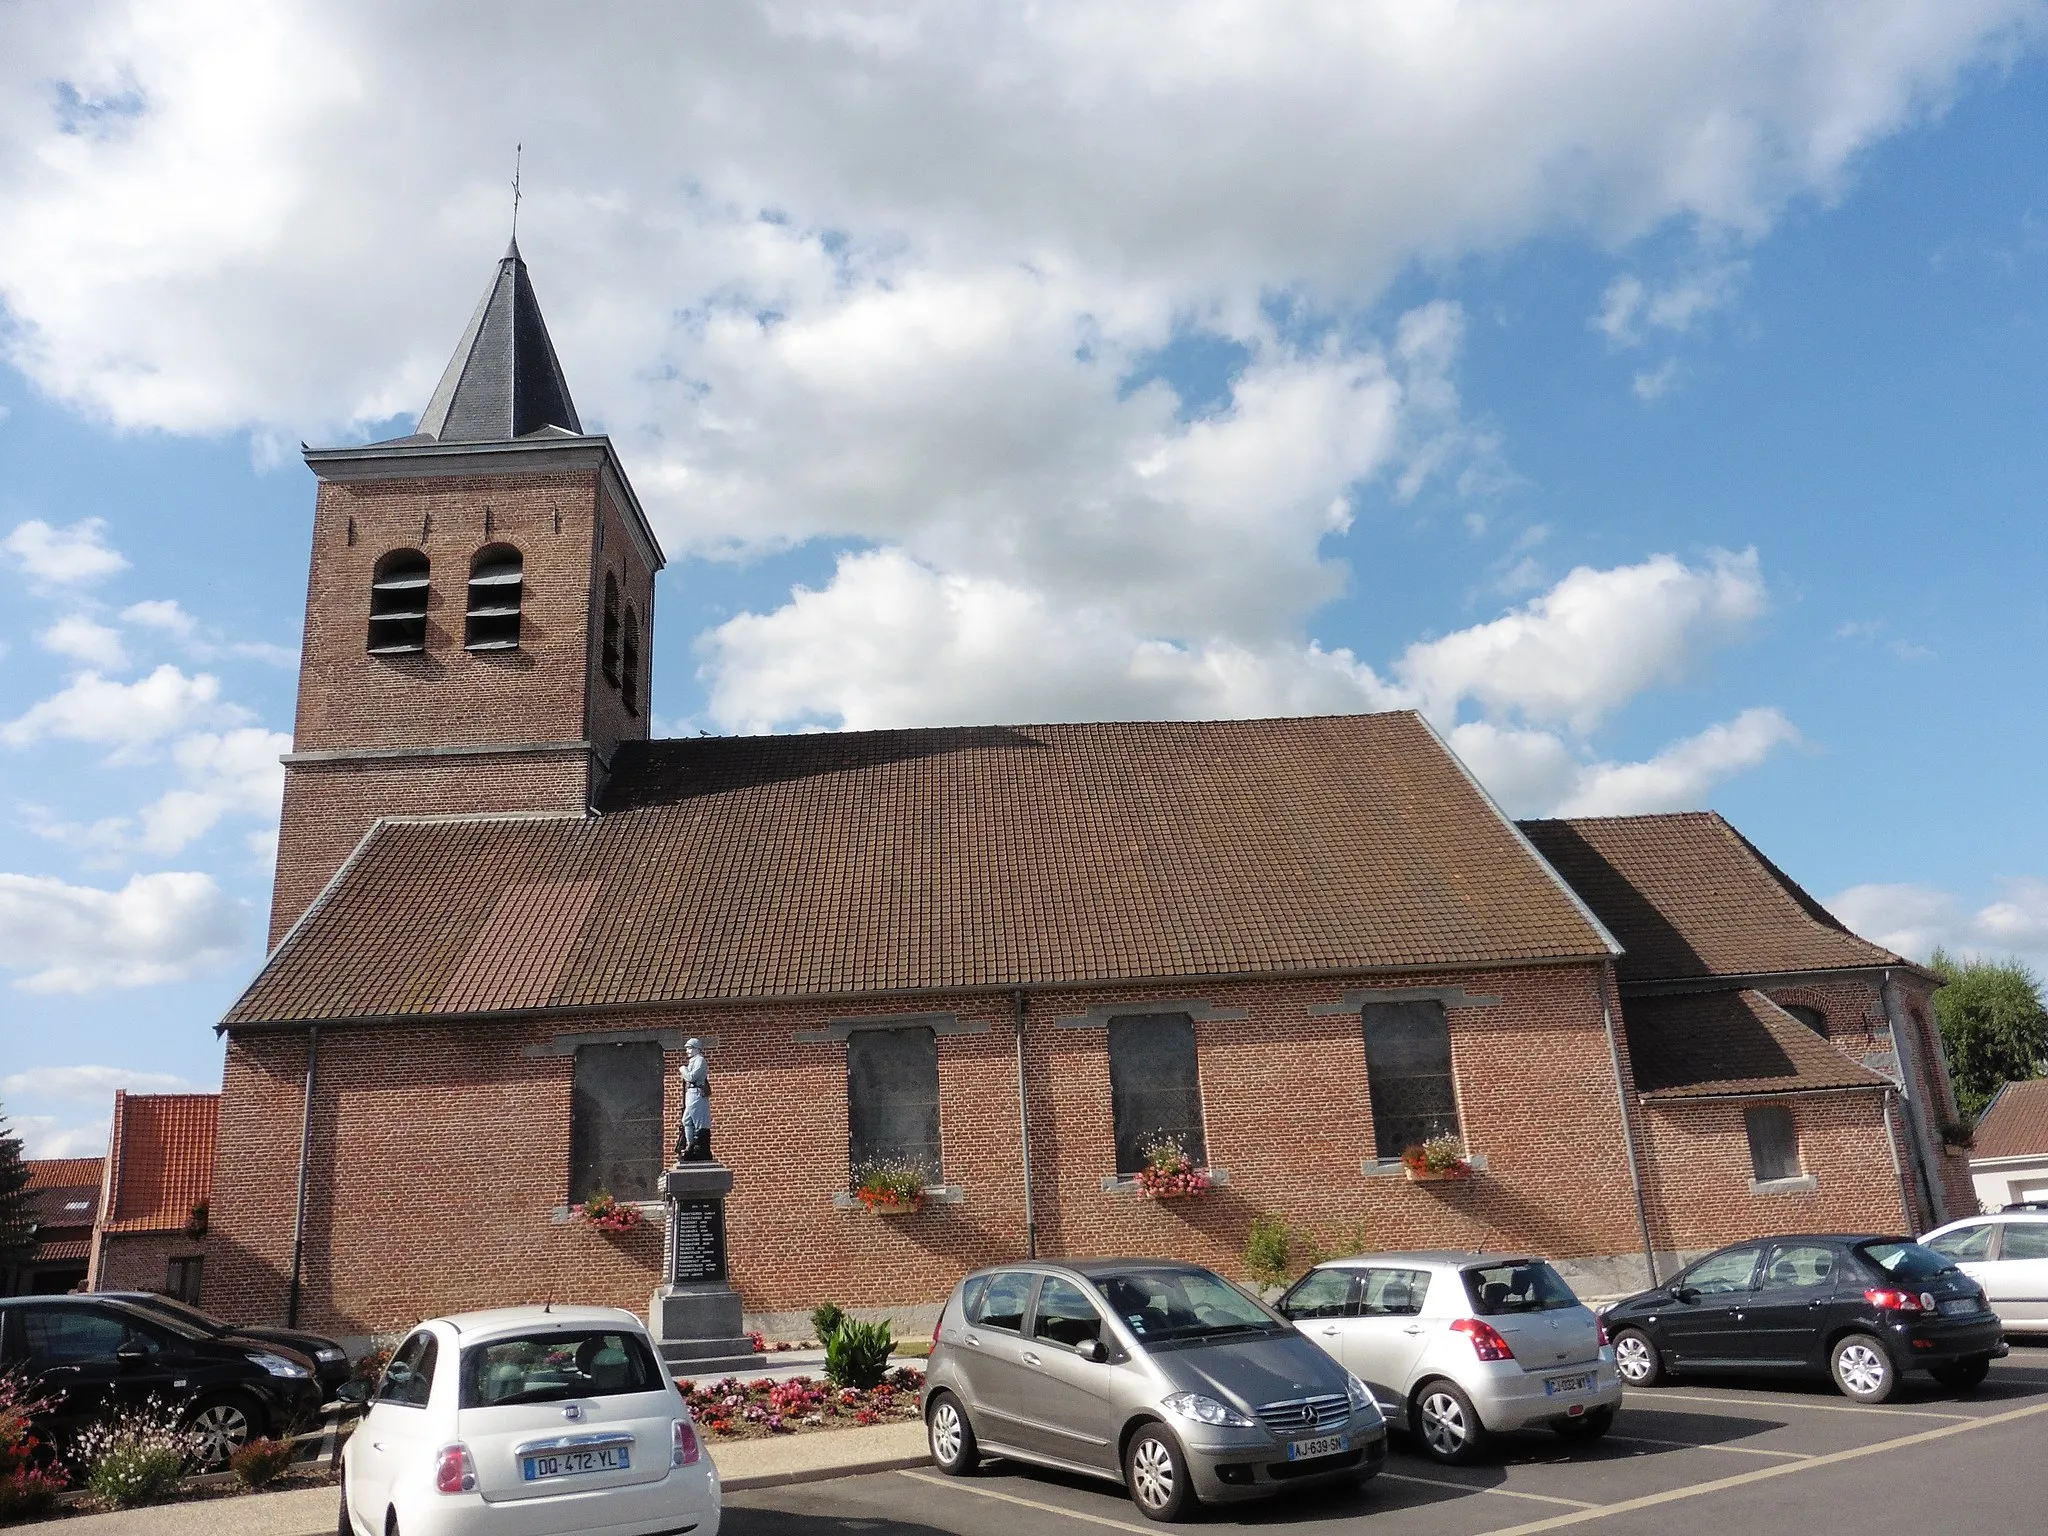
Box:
[621, 608, 641, 716]
[367, 549, 429, 655]
[601, 573, 621, 684]
[465, 544, 523, 651]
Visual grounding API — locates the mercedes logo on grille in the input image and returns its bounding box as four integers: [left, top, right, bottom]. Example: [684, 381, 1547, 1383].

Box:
[1298, 1405, 1316, 1424]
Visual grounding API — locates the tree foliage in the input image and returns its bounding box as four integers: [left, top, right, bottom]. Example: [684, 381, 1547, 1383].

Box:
[0, 1109, 31, 1270]
[1929, 950, 2048, 1119]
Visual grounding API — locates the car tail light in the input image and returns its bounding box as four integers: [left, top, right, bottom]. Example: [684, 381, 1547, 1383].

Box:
[1597, 1318, 1611, 1348]
[434, 1443, 477, 1495]
[934, 1309, 945, 1353]
[673, 1419, 701, 1467]
[1865, 1288, 1923, 1312]
[1451, 1318, 1515, 1361]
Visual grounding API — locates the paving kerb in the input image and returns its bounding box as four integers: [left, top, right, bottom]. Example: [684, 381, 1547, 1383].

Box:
[42, 1484, 341, 1536]
[713, 1419, 930, 1489]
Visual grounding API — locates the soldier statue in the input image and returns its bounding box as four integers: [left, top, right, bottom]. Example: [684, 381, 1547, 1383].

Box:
[675, 1038, 712, 1162]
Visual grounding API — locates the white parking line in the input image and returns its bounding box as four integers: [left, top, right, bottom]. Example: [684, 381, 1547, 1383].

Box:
[1624, 1388, 1970, 1420]
[896, 1469, 1155, 1533]
[1469, 1396, 2048, 1536]
[1605, 1433, 1811, 1459]
[1379, 1471, 1596, 1507]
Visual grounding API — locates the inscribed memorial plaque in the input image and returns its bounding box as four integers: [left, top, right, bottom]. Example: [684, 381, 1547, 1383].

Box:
[669, 1199, 727, 1284]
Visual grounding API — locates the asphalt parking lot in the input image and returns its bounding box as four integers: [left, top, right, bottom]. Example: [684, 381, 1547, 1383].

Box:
[727, 1344, 2048, 1536]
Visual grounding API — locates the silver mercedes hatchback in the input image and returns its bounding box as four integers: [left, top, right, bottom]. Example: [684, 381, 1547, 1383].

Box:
[1279, 1251, 1621, 1464]
[922, 1259, 1387, 1521]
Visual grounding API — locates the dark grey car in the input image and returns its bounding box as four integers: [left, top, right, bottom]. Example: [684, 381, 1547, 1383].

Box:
[922, 1259, 1387, 1521]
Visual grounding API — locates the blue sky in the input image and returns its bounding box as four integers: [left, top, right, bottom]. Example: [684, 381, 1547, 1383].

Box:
[3, 3, 2047, 1156]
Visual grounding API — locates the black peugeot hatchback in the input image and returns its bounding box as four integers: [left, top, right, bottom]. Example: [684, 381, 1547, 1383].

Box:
[1602, 1234, 2006, 1403]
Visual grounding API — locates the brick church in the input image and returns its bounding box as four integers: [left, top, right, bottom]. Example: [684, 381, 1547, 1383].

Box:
[205, 245, 1976, 1341]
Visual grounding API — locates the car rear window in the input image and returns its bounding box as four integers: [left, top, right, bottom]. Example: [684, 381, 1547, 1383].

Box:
[1854, 1241, 1958, 1283]
[1463, 1260, 1578, 1314]
[459, 1329, 665, 1408]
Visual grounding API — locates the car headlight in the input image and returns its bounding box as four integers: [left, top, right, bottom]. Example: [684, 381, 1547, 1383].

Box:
[1344, 1373, 1380, 1415]
[1161, 1391, 1256, 1428]
[249, 1351, 311, 1379]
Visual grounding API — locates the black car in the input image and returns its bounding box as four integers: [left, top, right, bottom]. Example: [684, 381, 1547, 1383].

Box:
[1602, 1234, 2006, 1403]
[104, 1292, 351, 1399]
[0, 1294, 326, 1466]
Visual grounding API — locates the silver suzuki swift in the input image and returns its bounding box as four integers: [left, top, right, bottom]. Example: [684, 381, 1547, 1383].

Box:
[923, 1259, 1387, 1521]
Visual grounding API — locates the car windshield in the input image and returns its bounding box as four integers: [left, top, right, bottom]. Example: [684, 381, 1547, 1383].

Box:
[1855, 1241, 1958, 1282]
[129, 1296, 229, 1336]
[1090, 1268, 1284, 1344]
[459, 1329, 666, 1408]
[1463, 1260, 1579, 1315]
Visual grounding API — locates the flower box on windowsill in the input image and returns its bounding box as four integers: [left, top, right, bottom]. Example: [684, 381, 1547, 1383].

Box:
[1101, 1167, 1231, 1195]
[831, 1184, 965, 1211]
[1405, 1164, 1472, 1183]
[1362, 1153, 1489, 1179]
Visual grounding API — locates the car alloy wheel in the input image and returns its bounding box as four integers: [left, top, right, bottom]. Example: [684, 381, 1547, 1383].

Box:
[1831, 1335, 1894, 1403]
[1124, 1426, 1192, 1521]
[927, 1393, 977, 1474]
[1613, 1329, 1661, 1386]
[189, 1397, 255, 1467]
[1416, 1383, 1485, 1464]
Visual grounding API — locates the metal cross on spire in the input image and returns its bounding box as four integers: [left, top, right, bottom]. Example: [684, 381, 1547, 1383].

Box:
[510, 143, 523, 243]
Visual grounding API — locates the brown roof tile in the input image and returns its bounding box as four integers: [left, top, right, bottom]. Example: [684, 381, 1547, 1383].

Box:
[228, 713, 1614, 1025]
[102, 1093, 218, 1234]
[31, 1238, 90, 1264]
[1519, 812, 1900, 985]
[1972, 1077, 2048, 1160]
[1625, 988, 1894, 1100]
[25, 1157, 103, 1192]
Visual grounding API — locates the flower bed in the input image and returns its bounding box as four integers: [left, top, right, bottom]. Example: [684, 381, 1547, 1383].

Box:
[676, 1368, 924, 1440]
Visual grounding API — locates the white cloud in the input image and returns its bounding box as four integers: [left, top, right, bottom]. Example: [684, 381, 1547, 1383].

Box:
[11, 1114, 112, 1159]
[1554, 708, 1802, 815]
[1, 518, 128, 585]
[36, 613, 129, 670]
[1632, 359, 1682, 401]
[121, 598, 297, 667]
[136, 727, 290, 853]
[1826, 877, 2048, 969]
[0, 664, 246, 757]
[1, 1063, 201, 1101]
[0, 869, 247, 992]
[1595, 260, 1750, 347]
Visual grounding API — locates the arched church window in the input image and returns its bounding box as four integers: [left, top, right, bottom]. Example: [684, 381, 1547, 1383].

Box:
[601, 572, 621, 684]
[621, 608, 641, 716]
[1781, 1004, 1828, 1037]
[367, 549, 429, 655]
[465, 544, 523, 651]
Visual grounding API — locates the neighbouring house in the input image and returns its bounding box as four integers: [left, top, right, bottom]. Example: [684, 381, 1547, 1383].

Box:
[1966, 1078, 2048, 1214]
[88, 1092, 218, 1303]
[203, 244, 1976, 1342]
[3, 1159, 102, 1296]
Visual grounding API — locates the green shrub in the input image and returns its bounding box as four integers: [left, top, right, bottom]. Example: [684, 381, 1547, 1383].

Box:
[824, 1319, 893, 1390]
[73, 1398, 197, 1509]
[1243, 1215, 1292, 1288]
[810, 1302, 848, 1343]
[227, 1436, 297, 1489]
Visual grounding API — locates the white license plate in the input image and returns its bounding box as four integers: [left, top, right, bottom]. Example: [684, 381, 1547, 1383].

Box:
[1939, 1298, 1981, 1317]
[1544, 1373, 1595, 1396]
[1286, 1433, 1349, 1461]
[522, 1447, 629, 1481]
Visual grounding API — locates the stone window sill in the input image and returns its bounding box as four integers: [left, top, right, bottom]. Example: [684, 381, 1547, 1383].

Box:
[549, 1201, 666, 1226]
[1362, 1153, 1489, 1178]
[1100, 1168, 1231, 1194]
[832, 1185, 965, 1209]
[1748, 1174, 1818, 1196]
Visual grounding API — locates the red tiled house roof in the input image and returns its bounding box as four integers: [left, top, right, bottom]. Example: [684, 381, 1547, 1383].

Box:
[226, 713, 1618, 1026]
[1972, 1078, 2048, 1160]
[26, 1157, 104, 1193]
[101, 1093, 218, 1234]
[24, 1157, 103, 1265]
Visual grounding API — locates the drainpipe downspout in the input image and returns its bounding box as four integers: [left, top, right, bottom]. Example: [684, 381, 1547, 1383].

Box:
[1013, 989, 1038, 1259]
[286, 1025, 320, 1329]
[1881, 1087, 1914, 1234]
[1598, 973, 1659, 1288]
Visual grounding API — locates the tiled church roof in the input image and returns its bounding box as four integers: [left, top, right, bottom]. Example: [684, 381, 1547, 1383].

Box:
[1518, 812, 1903, 985]
[1622, 989, 1895, 1100]
[226, 712, 1617, 1025]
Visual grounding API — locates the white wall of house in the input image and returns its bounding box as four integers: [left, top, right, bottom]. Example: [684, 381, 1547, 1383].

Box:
[1968, 1152, 2048, 1213]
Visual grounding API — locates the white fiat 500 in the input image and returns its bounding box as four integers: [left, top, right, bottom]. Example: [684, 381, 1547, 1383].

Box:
[340, 1306, 719, 1536]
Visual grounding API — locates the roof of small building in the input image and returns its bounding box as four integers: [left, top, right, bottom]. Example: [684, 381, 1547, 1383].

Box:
[1623, 988, 1895, 1100]
[1518, 813, 1903, 985]
[226, 712, 1618, 1026]
[1972, 1077, 2048, 1160]
[25, 1157, 103, 1193]
[101, 1093, 218, 1235]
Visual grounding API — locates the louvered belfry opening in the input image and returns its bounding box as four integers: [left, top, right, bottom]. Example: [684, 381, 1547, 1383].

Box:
[465, 544, 524, 650]
[601, 572, 621, 683]
[366, 549, 430, 654]
[621, 608, 641, 714]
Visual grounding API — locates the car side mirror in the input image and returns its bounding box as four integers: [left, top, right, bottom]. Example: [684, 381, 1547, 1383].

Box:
[114, 1345, 148, 1367]
[1075, 1338, 1106, 1363]
[1671, 1285, 1700, 1305]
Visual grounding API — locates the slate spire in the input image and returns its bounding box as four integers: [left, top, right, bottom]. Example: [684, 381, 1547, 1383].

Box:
[415, 239, 583, 442]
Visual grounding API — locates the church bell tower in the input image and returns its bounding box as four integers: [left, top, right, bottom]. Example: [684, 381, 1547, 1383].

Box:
[271, 242, 665, 945]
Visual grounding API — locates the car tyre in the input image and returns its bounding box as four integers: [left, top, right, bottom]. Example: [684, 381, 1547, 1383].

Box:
[336, 1467, 354, 1536]
[1929, 1356, 1991, 1393]
[1611, 1328, 1666, 1387]
[186, 1390, 266, 1468]
[1830, 1333, 1898, 1403]
[1124, 1422, 1196, 1522]
[1553, 1405, 1615, 1444]
[1412, 1379, 1490, 1465]
[926, 1391, 980, 1475]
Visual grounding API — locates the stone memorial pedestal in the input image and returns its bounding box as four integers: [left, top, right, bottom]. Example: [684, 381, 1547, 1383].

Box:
[651, 1162, 757, 1375]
